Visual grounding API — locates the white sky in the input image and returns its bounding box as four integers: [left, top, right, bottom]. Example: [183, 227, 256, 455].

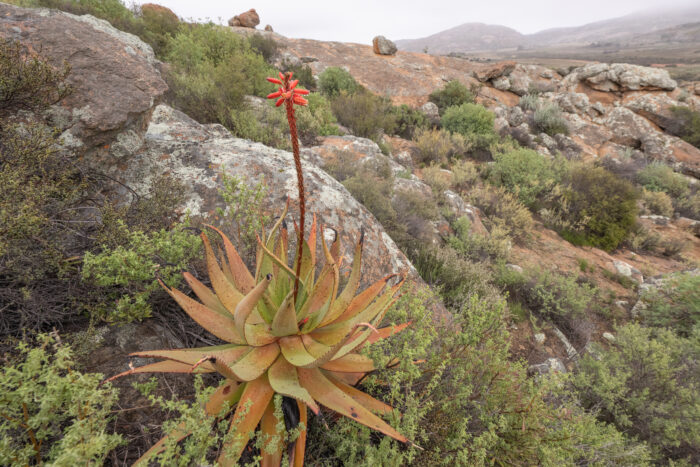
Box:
[134, 0, 699, 43]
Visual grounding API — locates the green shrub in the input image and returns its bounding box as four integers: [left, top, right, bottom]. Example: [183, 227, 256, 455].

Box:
[139, 3, 180, 56]
[676, 191, 700, 219]
[668, 106, 700, 148]
[553, 165, 638, 251]
[641, 188, 674, 216]
[533, 102, 569, 136]
[488, 148, 558, 209]
[636, 162, 690, 199]
[229, 103, 290, 149]
[295, 92, 339, 142]
[624, 223, 661, 252]
[412, 128, 468, 166]
[428, 80, 474, 115]
[450, 159, 479, 192]
[82, 222, 202, 323]
[308, 291, 649, 466]
[247, 33, 278, 62]
[280, 61, 316, 91]
[571, 323, 700, 463]
[448, 215, 511, 261]
[330, 89, 396, 141]
[421, 164, 451, 195]
[640, 272, 700, 337]
[0, 335, 122, 466]
[164, 23, 273, 136]
[441, 103, 497, 150]
[342, 161, 396, 226]
[318, 66, 358, 97]
[389, 104, 428, 139]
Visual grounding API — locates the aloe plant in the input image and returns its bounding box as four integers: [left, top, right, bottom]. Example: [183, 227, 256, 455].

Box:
[110, 72, 410, 465]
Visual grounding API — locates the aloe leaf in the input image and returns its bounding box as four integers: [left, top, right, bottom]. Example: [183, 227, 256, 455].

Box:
[205, 224, 255, 293]
[279, 335, 317, 367]
[320, 353, 376, 373]
[298, 367, 407, 443]
[268, 355, 319, 414]
[230, 343, 280, 381]
[234, 274, 272, 339]
[325, 372, 394, 414]
[201, 233, 245, 313]
[260, 401, 284, 467]
[271, 290, 299, 337]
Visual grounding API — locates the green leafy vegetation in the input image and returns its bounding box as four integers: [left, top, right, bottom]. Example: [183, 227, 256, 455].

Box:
[428, 80, 475, 115]
[640, 272, 700, 337]
[318, 66, 359, 97]
[668, 106, 700, 148]
[488, 147, 558, 209]
[0, 335, 122, 466]
[330, 89, 396, 141]
[441, 103, 498, 151]
[636, 162, 690, 198]
[533, 101, 569, 136]
[412, 127, 469, 166]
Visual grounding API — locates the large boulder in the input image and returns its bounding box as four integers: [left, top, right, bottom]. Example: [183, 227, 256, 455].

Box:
[564, 63, 677, 92]
[0, 3, 168, 158]
[113, 106, 420, 288]
[372, 35, 397, 56]
[140, 3, 179, 25]
[624, 92, 682, 131]
[473, 61, 516, 82]
[228, 8, 260, 28]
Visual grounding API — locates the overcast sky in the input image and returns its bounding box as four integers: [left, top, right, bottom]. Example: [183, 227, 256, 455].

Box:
[135, 0, 699, 43]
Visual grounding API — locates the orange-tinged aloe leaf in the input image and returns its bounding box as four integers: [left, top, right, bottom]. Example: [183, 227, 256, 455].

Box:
[330, 228, 341, 262]
[133, 422, 190, 466]
[202, 233, 245, 313]
[129, 344, 247, 367]
[244, 322, 278, 346]
[298, 367, 408, 443]
[271, 290, 298, 337]
[326, 372, 394, 414]
[104, 360, 214, 382]
[332, 317, 409, 362]
[279, 335, 317, 367]
[300, 333, 331, 358]
[218, 376, 274, 467]
[206, 225, 255, 294]
[325, 370, 365, 386]
[307, 214, 317, 269]
[257, 235, 301, 286]
[330, 274, 396, 325]
[321, 353, 376, 373]
[234, 274, 272, 339]
[293, 401, 307, 467]
[230, 343, 280, 381]
[260, 402, 284, 467]
[300, 227, 339, 331]
[301, 323, 377, 369]
[268, 356, 320, 414]
[205, 380, 243, 416]
[182, 272, 229, 316]
[320, 232, 364, 326]
[366, 322, 411, 345]
[160, 281, 243, 344]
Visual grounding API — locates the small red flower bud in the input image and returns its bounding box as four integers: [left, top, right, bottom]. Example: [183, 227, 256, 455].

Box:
[289, 79, 299, 90]
[293, 96, 308, 106]
[267, 91, 282, 99]
[266, 77, 283, 85]
[294, 89, 310, 95]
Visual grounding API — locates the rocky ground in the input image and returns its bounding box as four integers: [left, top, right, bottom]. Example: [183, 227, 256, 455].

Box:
[2, 0, 700, 425]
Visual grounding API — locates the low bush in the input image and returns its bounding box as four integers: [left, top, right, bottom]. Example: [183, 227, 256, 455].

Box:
[164, 23, 273, 136]
[533, 101, 569, 136]
[640, 188, 674, 217]
[468, 185, 534, 243]
[342, 161, 396, 226]
[636, 162, 689, 199]
[518, 93, 539, 111]
[0, 335, 122, 465]
[488, 148, 558, 209]
[624, 223, 661, 252]
[318, 66, 359, 97]
[247, 33, 278, 62]
[295, 92, 339, 142]
[677, 191, 700, 219]
[412, 127, 468, 166]
[280, 61, 316, 91]
[428, 80, 475, 115]
[330, 89, 396, 141]
[441, 103, 497, 151]
[421, 164, 451, 195]
[668, 106, 700, 148]
[448, 215, 511, 261]
[571, 323, 700, 463]
[389, 104, 428, 139]
[449, 159, 479, 192]
[640, 272, 700, 336]
[551, 165, 638, 251]
[81, 222, 202, 323]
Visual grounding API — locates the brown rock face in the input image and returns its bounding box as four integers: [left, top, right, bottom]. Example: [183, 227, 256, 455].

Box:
[0, 4, 168, 157]
[264, 24, 273, 32]
[228, 8, 260, 28]
[474, 61, 516, 82]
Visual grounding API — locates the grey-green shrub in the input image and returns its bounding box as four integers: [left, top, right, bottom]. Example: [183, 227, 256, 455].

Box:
[0, 335, 122, 466]
[428, 80, 475, 115]
[636, 162, 690, 198]
[533, 102, 569, 136]
[318, 66, 359, 97]
[640, 271, 700, 337]
[441, 103, 497, 151]
[488, 148, 558, 209]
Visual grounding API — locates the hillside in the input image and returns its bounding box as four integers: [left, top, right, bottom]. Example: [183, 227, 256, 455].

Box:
[1, 1, 700, 465]
[396, 4, 700, 64]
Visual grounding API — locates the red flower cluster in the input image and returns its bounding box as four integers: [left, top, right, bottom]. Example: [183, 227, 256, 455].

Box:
[266, 71, 309, 107]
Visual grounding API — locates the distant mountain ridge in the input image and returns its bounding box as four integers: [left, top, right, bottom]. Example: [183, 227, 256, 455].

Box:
[396, 5, 700, 54]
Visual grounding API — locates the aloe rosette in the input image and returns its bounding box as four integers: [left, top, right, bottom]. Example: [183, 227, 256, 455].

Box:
[110, 206, 410, 465]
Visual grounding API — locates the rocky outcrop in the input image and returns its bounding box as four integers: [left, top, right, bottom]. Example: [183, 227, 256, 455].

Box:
[372, 36, 397, 55]
[140, 3, 179, 24]
[0, 3, 168, 159]
[115, 107, 419, 287]
[563, 63, 677, 92]
[228, 8, 260, 28]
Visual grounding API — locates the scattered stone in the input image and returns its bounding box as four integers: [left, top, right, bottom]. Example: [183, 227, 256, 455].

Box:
[615, 300, 629, 309]
[372, 35, 397, 55]
[264, 24, 273, 32]
[473, 61, 516, 82]
[640, 215, 671, 225]
[534, 333, 546, 345]
[300, 56, 318, 63]
[528, 358, 567, 376]
[493, 76, 510, 91]
[506, 264, 523, 273]
[613, 260, 638, 277]
[602, 332, 616, 343]
[228, 8, 260, 28]
[420, 101, 440, 126]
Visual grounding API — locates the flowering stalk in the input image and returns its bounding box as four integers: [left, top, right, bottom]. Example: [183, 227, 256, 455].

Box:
[266, 72, 310, 300]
